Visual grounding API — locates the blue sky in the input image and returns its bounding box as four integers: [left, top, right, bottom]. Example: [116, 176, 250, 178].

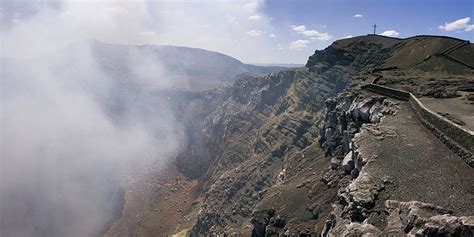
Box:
[265, 0, 473, 39]
[258, 0, 473, 62]
[263, 0, 474, 39]
[1, 0, 473, 64]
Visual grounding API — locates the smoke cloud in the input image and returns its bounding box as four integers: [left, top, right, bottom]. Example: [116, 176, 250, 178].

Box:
[1, 1, 184, 236]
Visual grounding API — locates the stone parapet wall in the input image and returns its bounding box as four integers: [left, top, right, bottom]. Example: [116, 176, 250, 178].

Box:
[361, 83, 474, 167]
[361, 84, 410, 101]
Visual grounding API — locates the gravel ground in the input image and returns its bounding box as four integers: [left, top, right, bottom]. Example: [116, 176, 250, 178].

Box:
[356, 101, 474, 220]
[420, 94, 474, 131]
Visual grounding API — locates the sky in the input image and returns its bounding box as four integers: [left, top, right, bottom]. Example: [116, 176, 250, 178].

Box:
[1, 0, 473, 65]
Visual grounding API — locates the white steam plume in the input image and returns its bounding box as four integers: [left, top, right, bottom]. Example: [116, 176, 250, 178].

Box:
[1, 1, 182, 236]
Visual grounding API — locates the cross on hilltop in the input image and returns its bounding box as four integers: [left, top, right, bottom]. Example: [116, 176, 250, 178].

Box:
[372, 24, 377, 35]
[372, 24, 377, 34]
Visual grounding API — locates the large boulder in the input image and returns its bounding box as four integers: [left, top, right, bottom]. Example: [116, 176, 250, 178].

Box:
[348, 98, 377, 123]
[341, 222, 381, 236]
[346, 172, 384, 209]
[369, 101, 382, 123]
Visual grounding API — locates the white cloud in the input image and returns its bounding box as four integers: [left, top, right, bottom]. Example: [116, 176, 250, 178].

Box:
[354, 14, 364, 18]
[305, 31, 332, 40]
[292, 25, 306, 32]
[439, 17, 474, 31]
[381, 30, 400, 37]
[269, 33, 276, 38]
[465, 24, 474, 32]
[248, 15, 262, 20]
[243, 0, 263, 12]
[301, 30, 320, 36]
[289, 39, 310, 50]
[143, 0, 279, 62]
[247, 29, 264, 36]
[292, 24, 332, 41]
[341, 35, 353, 39]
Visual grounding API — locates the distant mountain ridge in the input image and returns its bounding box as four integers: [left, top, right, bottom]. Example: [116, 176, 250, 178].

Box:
[249, 63, 305, 68]
[91, 41, 286, 90]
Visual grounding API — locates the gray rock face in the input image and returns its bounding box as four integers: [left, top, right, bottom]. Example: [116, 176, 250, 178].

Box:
[358, 100, 373, 122]
[266, 215, 286, 235]
[342, 150, 363, 178]
[342, 131, 351, 154]
[319, 94, 398, 175]
[341, 222, 381, 236]
[347, 96, 398, 124]
[369, 102, 382, 123]
[327, 199, 474, 237]
[342, 152, 354, 173]
[347, 172, 384, 210]
[382, 200, 474, 236]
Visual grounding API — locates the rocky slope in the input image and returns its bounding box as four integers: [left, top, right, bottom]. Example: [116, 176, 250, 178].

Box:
[106, 35, 474, 236]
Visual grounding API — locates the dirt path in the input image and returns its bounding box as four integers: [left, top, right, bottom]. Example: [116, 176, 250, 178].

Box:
[356, 100, 474, 220]
[104, 164, 200, 237]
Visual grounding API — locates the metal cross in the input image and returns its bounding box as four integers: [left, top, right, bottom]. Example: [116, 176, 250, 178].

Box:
[372, 24, 377, 35]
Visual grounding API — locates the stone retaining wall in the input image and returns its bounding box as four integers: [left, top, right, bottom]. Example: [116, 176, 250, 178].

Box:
[361, 83, 474, 167]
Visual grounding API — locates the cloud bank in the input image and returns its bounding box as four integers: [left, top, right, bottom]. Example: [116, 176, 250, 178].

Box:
[292, 24, 332, 40]
[289, 39, 310, 50]
[381, 30, 400, 37]
[439, 17, 474, 32]
[247, 29, 265, 36]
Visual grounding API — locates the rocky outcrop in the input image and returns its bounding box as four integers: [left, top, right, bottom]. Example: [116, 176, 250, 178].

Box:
[318, 93, 399, 178]
[307, 35, 400, 72]
[332, 200, 474, 236]
[306, 47, 354, 68]
[303, 92, 407, 236]
[319, 88, 474, 237]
